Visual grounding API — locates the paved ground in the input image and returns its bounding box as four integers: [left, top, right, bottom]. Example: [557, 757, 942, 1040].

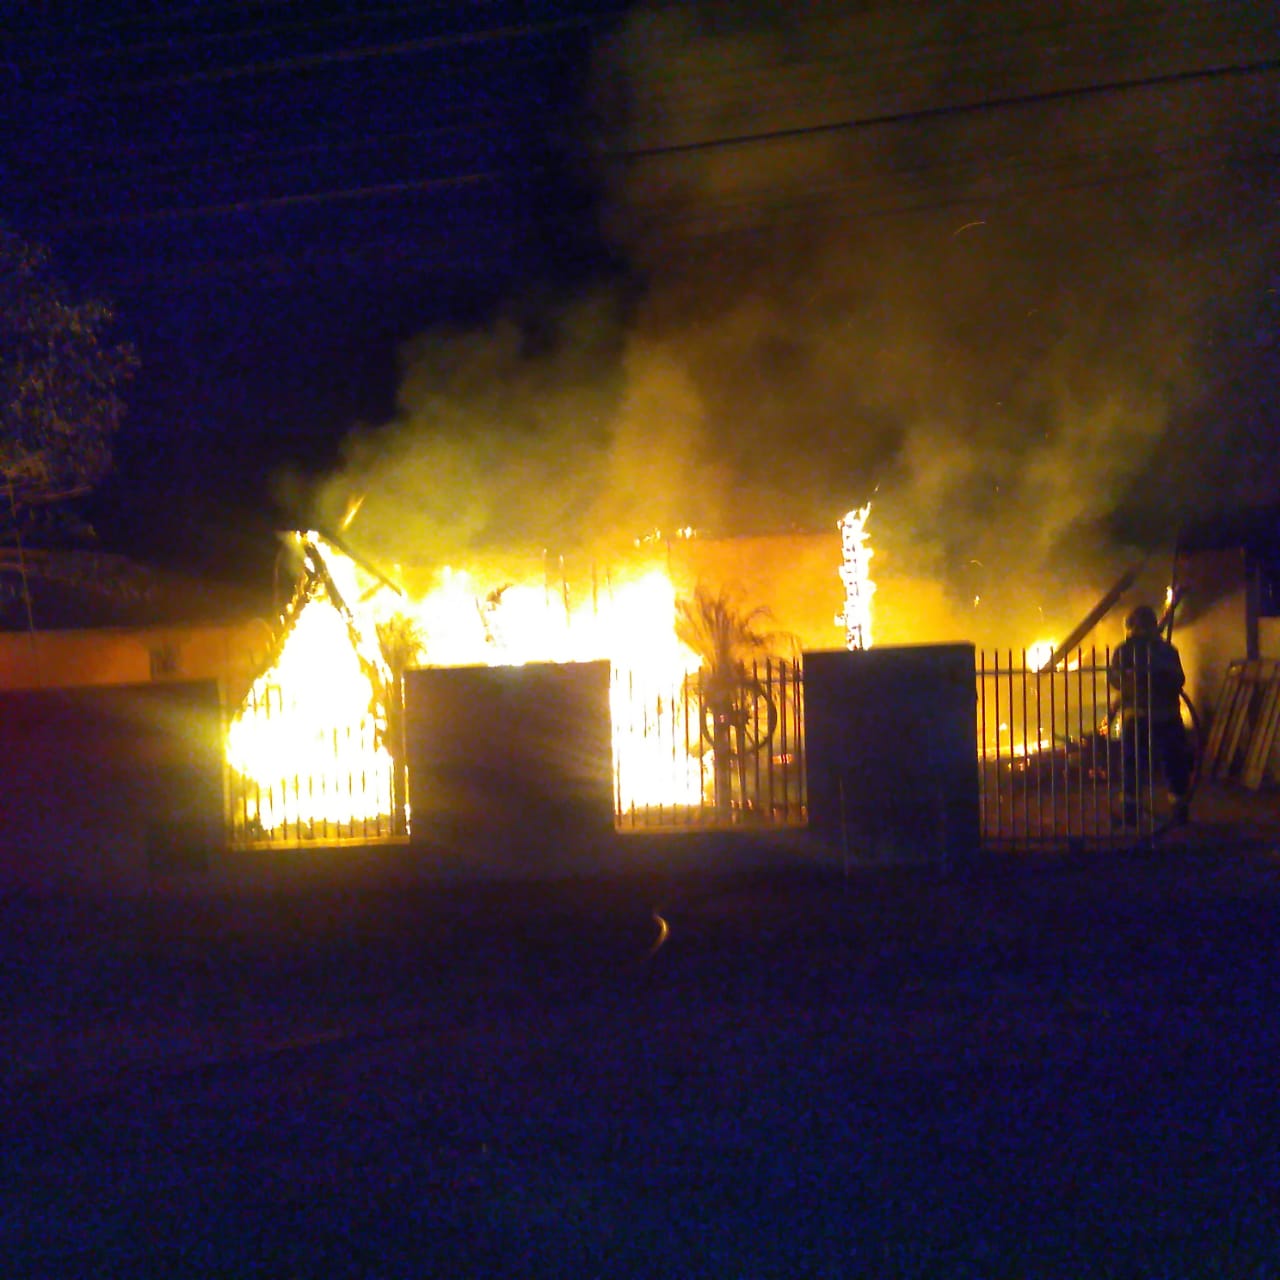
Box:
[5, 785, 1280, 1278]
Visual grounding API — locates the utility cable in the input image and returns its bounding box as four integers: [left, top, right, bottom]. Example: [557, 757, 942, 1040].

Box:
[610, 58, 1280, 162]
[35, 59, 1276, 232]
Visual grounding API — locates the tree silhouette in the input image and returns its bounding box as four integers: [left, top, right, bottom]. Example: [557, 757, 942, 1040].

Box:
[1, 227, 137, 527]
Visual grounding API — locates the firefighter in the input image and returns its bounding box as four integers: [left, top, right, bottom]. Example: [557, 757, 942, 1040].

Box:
[1108, 604, 1191, 825]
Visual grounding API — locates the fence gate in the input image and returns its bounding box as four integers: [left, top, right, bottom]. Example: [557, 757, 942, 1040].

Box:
[612, 657, 806, 830]
[977, 646, 1198, 851]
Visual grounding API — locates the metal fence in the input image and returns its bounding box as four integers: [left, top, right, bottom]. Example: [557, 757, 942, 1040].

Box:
[611, 657, 807, 830]
[227, 660, 808, 845]
[225, 684, 405, 846]
[225, 648, 1202, 850]
[977, 646, 1197, 851]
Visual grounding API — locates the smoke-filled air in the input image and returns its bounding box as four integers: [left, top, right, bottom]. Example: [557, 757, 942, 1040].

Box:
[304, 0, 1279, 648]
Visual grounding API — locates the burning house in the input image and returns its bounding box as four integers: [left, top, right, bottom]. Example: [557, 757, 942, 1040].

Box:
[223, 522, 828, 849]
[4, 484, 1279, 891]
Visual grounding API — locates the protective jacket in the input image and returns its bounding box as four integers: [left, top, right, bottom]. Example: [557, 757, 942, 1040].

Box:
[1108, 632, 1185, 724]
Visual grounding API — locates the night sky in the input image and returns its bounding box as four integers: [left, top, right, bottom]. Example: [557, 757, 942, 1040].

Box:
[4, 2, 1278, 613]
[3, 1, 622, 580]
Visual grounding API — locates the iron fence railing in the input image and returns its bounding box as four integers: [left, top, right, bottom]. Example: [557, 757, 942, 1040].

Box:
[223, 648, 1203, 851]
[612, 657, 806, 830]
[225, 684, 404, 846]
[977, 646, 1198, 851]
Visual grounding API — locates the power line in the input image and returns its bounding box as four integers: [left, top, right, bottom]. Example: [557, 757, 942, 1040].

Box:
[50, 169, 514, 230]
[10, 2, 479, 63]
[609, 58, 1280, 161]
[16, 13, 619, 96]
[8, 0, 503, 44]
[35, 54, 1275, 232]
[75, 235, 522, 293]
[646, 148, 1278, 244]
[40, 129, 1269, 257]
[31, 119, 516, 165]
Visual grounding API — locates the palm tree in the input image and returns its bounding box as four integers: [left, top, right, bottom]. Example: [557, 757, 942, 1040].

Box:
[675, 585, 790, 818]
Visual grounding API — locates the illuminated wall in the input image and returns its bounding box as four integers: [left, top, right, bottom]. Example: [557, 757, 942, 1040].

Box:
[0, 620, 271, 695]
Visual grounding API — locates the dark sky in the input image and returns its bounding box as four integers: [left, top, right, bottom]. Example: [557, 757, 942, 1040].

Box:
[2, 1, 624, 578]
[3, 1, 1279, 612]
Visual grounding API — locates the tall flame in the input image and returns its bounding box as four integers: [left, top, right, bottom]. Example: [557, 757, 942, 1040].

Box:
[226, 535, 395, 837]
[837, 503, 875, 651]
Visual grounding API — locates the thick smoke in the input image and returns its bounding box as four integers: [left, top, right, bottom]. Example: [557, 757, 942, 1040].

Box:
[307, 294, 747, 575]
[310, 0, 1278, 642]
[310, 295, 624, 567]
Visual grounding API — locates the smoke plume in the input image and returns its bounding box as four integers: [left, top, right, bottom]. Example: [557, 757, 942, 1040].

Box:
[308, 0, 1279, 643]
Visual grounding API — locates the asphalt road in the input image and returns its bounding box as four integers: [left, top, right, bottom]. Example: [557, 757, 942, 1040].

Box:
[5, 843, 1280, 1278]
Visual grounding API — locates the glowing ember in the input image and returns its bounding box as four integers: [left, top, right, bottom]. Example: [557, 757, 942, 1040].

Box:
[836, 503, 875, 650]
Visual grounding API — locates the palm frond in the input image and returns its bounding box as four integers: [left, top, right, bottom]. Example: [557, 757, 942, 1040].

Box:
[675, 584, 789, 676]
[376, 613, 427, 676]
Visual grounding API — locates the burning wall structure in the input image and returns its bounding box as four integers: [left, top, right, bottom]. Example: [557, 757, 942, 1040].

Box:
[248, 6, 1275, 836]
[228, 485, 1161, 843]
[225, 508, 882, 840]
[227, 531, 731, 840]
[226, 535, 398, 839]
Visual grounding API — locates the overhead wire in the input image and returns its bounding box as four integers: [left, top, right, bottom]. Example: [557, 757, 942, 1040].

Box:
[5, 0, 1245, 102]
[55, 170, 511, 229]
[28, 56, 1275, 234]
[4, 5, 1275, 286]
[115, 17, 611, 93]
[10, 2, 502, 63]
[7, 0, 486, 42]
[8, 7, 626, 92]
[56, 140, 1276, 295]
[610, 58, 1280, 161]
[8, 4, 1268, 152]
[651, 149, 1278, 246]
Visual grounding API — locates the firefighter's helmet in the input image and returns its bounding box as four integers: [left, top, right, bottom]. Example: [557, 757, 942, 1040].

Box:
[1125, 604, 1159, 636]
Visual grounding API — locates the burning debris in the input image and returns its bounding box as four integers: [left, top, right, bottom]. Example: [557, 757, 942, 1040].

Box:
[226, 511, 867, 842]
[226, 533, 709, 840]
[225, 533, 398, 840]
